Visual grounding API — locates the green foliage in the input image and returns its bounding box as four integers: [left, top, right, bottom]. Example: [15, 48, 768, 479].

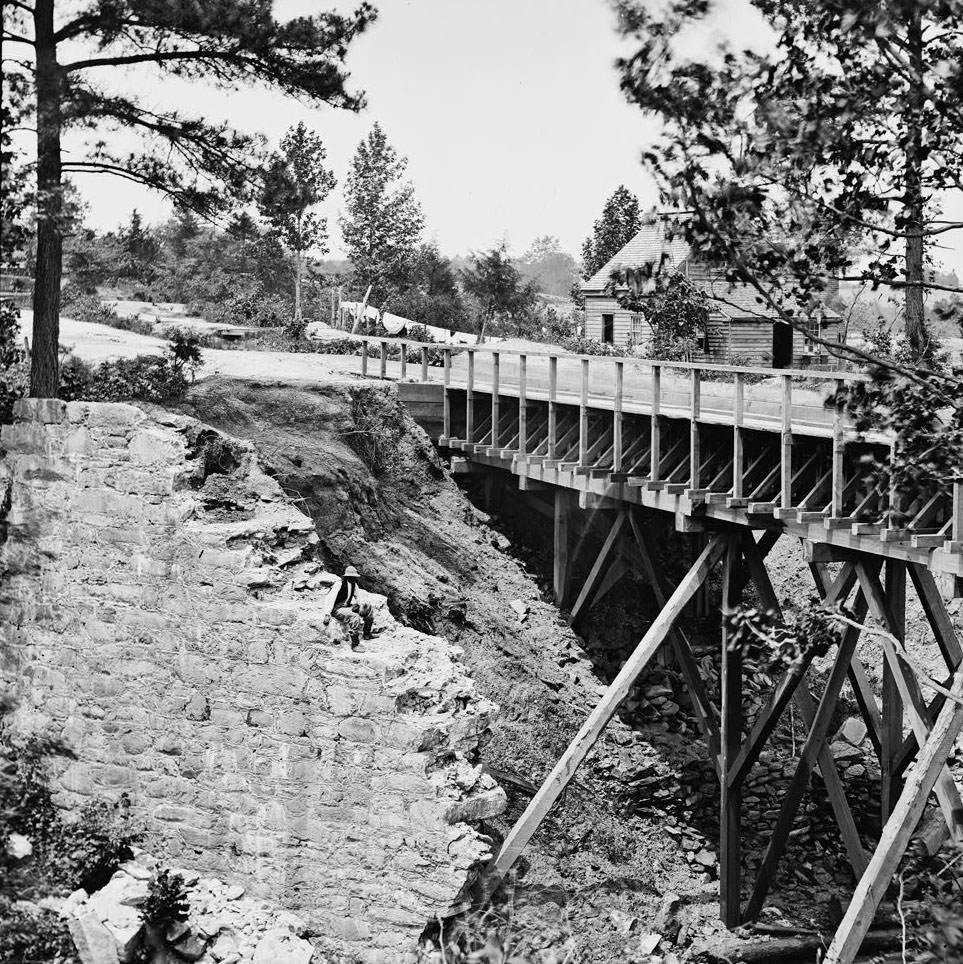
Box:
[140, 870, 190, 931]
[461, 243, 538, 339]
[903, 840, 963, 963]
[615, 274, 709, 361]
[0, 302, 28, 425]
[725, 602, 844, 674]
[384, 242, 467, 333]
[614, 0, 962, 361]
[1, 696, 140, 896]
[61, 289, 123, 328]
[829, 365, 963, 523]
[340, 123, 424, 295]
[260, 123, 337, 326]
[580, 186, 641, 280]
[0, 898, 78, 964]
[515, 235, 578, 298]
[60, 333, 204, 405]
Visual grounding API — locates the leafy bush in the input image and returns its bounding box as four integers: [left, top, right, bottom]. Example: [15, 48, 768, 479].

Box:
[0, 899, 78, 964]
[201, 282, 292, 328]
[140, 869, 190, 930]
[60, 332, 204, 405]
[557, 335, 635, 357]
[1, 695, 141, 897]
[1, 301, 28, 424]
[61, 290, 123, 328]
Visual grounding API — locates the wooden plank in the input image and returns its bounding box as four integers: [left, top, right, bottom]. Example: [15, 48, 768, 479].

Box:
[855, 563, 963, 837]
[554, 488, 571, 606]
[908, 562, 963, 669]
[568, 512, 626, 624]
[484, 533, 729, 884]
[744, 620, 868, 921]
[613, 361, 624, 474]
[733, 373, 745, 500]
[380, 340, 388, 379]
[780, 374, 793, 509]
[421, 345, 428, 381]
[589, 557, 629, 609]
[823, 666, 963, 964]
[466, 350, 475, 443]
[650, 365, 662, 483]
[491, 352, 500, 450]
[518, 354, 528, 456]
[579, 358, 589, 466]
[442, 349, 451, 440]
[548, 355, 558, 460]
[881, 561, 905, 820]
[719, 535, 743, 928]
[628, 512, 722, 767]
[690, 368, 702, 490]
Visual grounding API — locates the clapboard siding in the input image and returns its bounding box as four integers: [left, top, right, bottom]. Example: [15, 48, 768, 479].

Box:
[584, 291, 842, 367]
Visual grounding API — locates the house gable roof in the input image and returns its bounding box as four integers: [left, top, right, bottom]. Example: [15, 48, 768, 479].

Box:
[581, 216, 840, 324]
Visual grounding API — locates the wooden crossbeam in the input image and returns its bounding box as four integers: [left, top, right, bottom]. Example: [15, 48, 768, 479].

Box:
[855, 562, 963, 838]
[568, 512, 626, 624]
[743, 542, 869, 898]
[482, 532, 729, 889]
[823, 666, 963, 964]
[589, 557, 629, 609]
[627, 512, 722, 770]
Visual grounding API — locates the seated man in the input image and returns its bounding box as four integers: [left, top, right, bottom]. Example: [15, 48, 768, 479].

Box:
[321, 565, 374, 649]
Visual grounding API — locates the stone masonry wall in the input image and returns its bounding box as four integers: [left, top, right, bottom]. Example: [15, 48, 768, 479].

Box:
[0, 398, 506, 963]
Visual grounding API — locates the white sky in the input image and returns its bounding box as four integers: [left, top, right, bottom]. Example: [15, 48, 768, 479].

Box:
[66, 0, 962, 273]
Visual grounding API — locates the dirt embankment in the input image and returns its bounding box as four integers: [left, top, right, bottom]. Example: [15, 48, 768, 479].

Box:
[175, 377, 728, 961]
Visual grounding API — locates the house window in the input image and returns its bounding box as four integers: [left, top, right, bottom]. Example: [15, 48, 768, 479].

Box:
[602, 313, 614, 344]
[629, 313, 645, 344]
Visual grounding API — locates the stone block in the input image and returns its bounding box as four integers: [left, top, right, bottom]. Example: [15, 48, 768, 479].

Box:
[14, 397, 66, 424]
[68, 912, 120, 964]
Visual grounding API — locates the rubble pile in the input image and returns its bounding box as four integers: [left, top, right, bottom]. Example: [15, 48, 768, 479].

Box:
[62, 850, 326, 964]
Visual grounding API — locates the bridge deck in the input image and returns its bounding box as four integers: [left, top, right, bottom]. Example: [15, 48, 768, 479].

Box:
[346, 334, 962, 584]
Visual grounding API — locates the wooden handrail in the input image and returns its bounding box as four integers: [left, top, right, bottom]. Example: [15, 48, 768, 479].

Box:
[325, 331, 872, 384]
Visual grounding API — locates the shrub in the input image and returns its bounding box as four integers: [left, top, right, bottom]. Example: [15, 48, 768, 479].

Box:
[201, 283, 292, 328]
[61, 290, 122, 328]
[1, 301, 28, 425]
[140, 869, 190, 931]
[60, 333, 204, 405]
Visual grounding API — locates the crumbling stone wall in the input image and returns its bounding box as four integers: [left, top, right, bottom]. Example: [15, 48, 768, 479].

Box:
[0, 398, 505, 962]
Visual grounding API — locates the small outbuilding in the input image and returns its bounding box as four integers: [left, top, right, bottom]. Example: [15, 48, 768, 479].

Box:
[580, 215, 842, 368]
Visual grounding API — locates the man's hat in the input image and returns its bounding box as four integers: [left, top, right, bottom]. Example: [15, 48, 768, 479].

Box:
[343, 565, 360, 579]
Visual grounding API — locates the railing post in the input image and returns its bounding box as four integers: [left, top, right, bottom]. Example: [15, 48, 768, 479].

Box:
[650, 365, 662, 482]
[732, 373, 745, 499]
[951, 479, 963, 550]
[690, 368, 702, 489]
[399, 341, 407, 381]
[466, 349, 475, 444]
[421, 346, 429, 382]
[379, 340, 388, 379]
[613, 360, 624, 473]
[491, 352, 500, 449]
[361, 339, 368, 377]
[780, 374, 793, 508]
[442, 348, 451, 441]
[831, 378, 845, 517]
[579, 358, 589, 466]
[518, 353, 527, 456]
[548, 355, 558, 460]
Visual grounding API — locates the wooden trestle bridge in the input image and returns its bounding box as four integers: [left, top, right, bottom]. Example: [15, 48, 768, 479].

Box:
[352, 333, 962, 962]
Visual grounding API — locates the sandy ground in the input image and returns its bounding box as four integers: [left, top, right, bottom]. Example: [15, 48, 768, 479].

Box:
[23, 312, 836, 433]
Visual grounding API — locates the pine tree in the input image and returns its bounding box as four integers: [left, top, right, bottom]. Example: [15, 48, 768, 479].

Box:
[259, 123, 336, 328]
[1, 0, 374, 396]
[580, 186, 642, 279]
[340, 123, 424, 297]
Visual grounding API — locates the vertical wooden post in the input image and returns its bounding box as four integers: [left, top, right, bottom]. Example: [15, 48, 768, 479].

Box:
[379, 340, 388, 379]
[650, 365, 662, 482]
[466, 349, 475, 444]
[361, 339, 369, 377]
[952, 480, 963, 548]
[518, 353, 528, 456]
[719, 535, 743, 928]
[548, 354, 558, 460]
[780, 374, 793, 509]
[399, 341, 407, 381]
[579, 358, 589, 466]
[554, 488, 570, 606]
[732, 373, 745, 499]
[421, 346, 429, 382]
[613, 360, 624, 473]
[831, 379, 845, 517]
[690, 368, 702, 489]
[881, 560, 906, 820]
[491, 352, 500, 449]
[442, 348, 451, 442]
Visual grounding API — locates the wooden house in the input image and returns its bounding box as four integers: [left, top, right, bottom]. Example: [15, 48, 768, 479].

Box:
[580, 216, 842, 367]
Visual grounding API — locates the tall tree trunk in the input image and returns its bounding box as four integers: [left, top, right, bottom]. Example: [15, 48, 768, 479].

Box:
[30, 0, 63, 398]
[903, 7, 928, 361]
[293, 249, 303, 323]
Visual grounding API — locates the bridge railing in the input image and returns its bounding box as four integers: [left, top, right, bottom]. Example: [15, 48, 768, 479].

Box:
[328, 332, 960, 554]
